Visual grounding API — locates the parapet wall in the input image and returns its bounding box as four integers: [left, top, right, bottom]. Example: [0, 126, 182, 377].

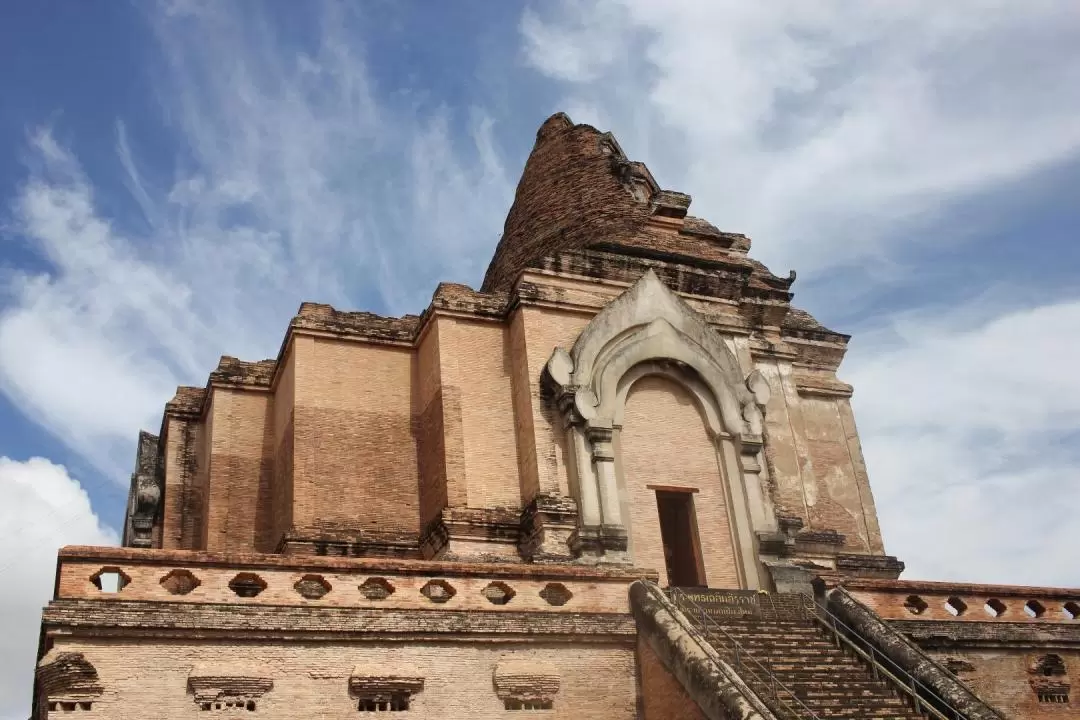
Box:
[838, 578, 1080, 719]
[52, 545, 648, 617]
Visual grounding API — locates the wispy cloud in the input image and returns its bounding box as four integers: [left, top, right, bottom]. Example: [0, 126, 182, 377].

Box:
[0, 1, 513, 480]
[847, 299, 1080, 586]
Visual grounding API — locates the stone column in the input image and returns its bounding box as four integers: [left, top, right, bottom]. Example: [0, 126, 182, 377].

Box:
[518, 388, 584, 562]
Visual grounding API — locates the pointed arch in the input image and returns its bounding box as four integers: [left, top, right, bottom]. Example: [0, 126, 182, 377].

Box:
[544, 270, 774, 588]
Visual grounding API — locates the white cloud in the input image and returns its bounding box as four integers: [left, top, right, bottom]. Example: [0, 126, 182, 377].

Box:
[0, 457, 117, 719]
[521, 0, 1080, 279]
[848, 298, 1080, 586]
[0, 1, 512, 480]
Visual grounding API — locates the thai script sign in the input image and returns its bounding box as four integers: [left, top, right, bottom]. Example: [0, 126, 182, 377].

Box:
[677, 589, 762, 620]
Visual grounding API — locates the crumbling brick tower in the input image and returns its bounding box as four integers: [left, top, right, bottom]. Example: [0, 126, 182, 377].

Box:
[33, 113, 1079, 719]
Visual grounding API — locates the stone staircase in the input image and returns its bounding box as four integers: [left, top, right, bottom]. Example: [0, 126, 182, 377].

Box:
[668, 589, 932, 719]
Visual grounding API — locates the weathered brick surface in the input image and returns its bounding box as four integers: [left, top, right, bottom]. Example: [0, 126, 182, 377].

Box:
[844, 579, 1080, 623]
[270, 345, 296, 549]
[507, 309, 541, 503]
[292, 338, 419, 536]
[437, 318, 521, 509]
[920, 648, 1080, 719]
[161, 401, 203, 551]
[481, 113, 653, 293]
[204, 388, 275, 553]
[637, 637, 708, 720]
[414, 324, 448, 527]
[619, 375, 739, 588]
[59, 557, 634, 614]
[836, 581, 1080, 720]
[518, 306, 590, 498]
[42, 637, 638, 719]
[43, 599, 640, 639]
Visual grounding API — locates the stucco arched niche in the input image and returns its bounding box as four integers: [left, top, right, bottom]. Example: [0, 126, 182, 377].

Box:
[543, 270, 774, 589]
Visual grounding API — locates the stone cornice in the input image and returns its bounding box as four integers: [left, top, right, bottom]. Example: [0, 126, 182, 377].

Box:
[792, 371, 854, 399]
[41, 599, 638, 641]
[893, 619, 1080, 649]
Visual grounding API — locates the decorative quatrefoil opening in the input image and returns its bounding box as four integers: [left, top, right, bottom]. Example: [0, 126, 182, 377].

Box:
[482, 581, 516, 606]
[294, 574, 332, 600]
[944, 596, 968, 616]
[1025, 600, 1046, 618]
[539, 583, 572, 607]
[984, 598, 1007, 617]
[228, 572, 267, 598]
[1063, 601, 1080, 620]
[419, 579, 456, 604]
[903, 595, 928, 615]
[90, 566, 131, 593]
[359, 577, 396, 600]
[160, 569, 201, 596]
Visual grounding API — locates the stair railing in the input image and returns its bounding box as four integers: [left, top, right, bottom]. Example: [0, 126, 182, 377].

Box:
[667, 586, 822, 720]
[796, 593, 966, 720]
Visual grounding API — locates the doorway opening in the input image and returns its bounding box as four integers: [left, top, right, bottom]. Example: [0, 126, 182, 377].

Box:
[655, 490, 706, 588]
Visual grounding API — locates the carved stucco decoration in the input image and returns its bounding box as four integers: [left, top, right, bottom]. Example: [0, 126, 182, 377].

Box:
[187, 666, 273, 707]
[544, 269, 774, 586]
[492, 657, 560, 704]
[349, 665, 425, 703]
[126, 430, 162, 548]
[36, 650, 103, 704]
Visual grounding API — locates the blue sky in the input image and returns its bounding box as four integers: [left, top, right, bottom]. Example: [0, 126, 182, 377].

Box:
[1, 1, 1079, 714]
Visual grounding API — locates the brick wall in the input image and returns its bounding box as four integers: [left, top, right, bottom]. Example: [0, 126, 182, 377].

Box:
[204, 388, 275, 553]
[59, 559, 633, 614]
[481, 113, 651, 293]
[437, 318, 521, 509]
[924, 648, 1080, 719]
[161, 416, 188, 550]
[637, 637, 708, 720]
[518, 306, 590, 498]
[162, 414, 202, 550]
[508, 310, 541, 503]
[47, 637, 638, 719]
[194, 394, 212, 550]
[618, 375, 739, 589]
[271, 344, 296, 550]
[292, 337, 419, 535]
[845, 583, 1080, 720]
[414, 324, 448, 527]
[757, 357, 884, 552]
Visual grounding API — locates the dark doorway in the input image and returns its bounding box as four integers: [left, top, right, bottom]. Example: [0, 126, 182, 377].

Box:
[655, 490, 706, 587]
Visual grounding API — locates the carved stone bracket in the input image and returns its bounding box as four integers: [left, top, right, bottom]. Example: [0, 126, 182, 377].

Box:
[349, 668, 424, 704]
[187, 669, 273, 710]
[835, 553, 906, 580]
[493, 658, 560, 706]
[124, 430, 163, 548]
[36, 651, 103, 710]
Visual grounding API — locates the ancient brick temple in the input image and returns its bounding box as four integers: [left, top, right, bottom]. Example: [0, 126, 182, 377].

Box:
[33, 114, 1079, 719]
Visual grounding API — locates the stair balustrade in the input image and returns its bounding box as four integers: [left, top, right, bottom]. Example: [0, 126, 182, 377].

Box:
[667, 585, 972, 719]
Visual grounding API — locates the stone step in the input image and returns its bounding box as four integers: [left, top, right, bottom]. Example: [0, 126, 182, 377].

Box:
[679, 608, 932, 720]
[712, 631, 837, 645]
[708, 643, 853, 663]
